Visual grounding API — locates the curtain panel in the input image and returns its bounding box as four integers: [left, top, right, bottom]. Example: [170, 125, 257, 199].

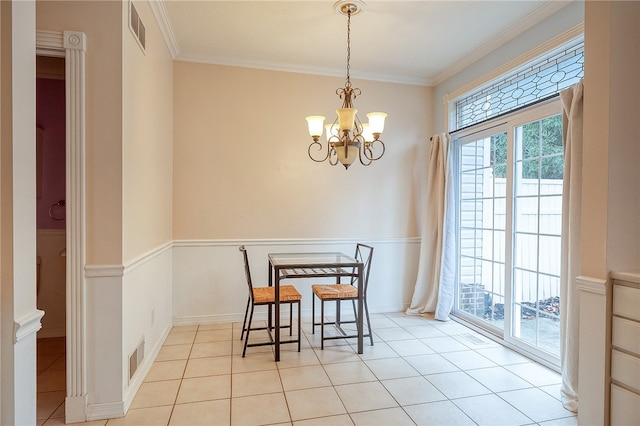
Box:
[559, 80, 584, 413]
[407, 133, 455, 320]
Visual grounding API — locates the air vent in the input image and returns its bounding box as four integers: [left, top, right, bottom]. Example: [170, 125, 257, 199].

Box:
[129, 1, 146, 52]
[460, 333, 489, 346]
[129, 340, 145, 381]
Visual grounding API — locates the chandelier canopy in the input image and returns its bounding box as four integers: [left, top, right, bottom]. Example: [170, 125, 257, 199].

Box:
[305, 1, 387, 169]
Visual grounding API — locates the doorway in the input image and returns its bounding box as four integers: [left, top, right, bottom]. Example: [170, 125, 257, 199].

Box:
[35, 54, 67, 423]
[35, 29, 87, 424]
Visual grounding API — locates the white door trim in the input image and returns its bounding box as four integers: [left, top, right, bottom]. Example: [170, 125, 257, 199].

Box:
[36, 29, 87, 423]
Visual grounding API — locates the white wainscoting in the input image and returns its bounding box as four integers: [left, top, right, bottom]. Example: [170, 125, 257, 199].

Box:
[172, 238, 421, 325]
[576, 275, 609, 426]
[84, 242, 173, 421]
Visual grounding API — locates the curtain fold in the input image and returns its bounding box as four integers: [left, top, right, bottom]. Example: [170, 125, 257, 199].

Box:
[406, 133, 455, 320]
[559, 80, 583, 413]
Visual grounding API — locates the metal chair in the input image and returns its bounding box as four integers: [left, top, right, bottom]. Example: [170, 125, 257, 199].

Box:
[311, 243, 374, 349]
[239, 245, 302, 357]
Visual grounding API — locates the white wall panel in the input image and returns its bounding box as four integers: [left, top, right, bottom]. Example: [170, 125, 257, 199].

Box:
[172, 238, 420, 325]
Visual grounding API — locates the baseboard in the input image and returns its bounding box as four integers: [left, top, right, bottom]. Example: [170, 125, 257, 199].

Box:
[65, 395, 88, 424]
[85, 401, 125, 422]
[123, 321, 172, 413]
[172, 305, 408, 326]
[173, 313, 245, 326]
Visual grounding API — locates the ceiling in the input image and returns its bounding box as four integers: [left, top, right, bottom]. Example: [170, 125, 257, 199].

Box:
[150, 1, 575, 86]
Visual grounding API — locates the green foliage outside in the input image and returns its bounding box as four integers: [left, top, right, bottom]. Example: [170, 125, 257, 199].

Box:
[490, 114, 564, 179]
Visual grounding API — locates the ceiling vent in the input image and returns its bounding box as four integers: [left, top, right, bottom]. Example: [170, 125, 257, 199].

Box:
[129, 1, 146, 52]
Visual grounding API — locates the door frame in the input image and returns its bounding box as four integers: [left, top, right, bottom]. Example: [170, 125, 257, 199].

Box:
[36, 30, 87, 423]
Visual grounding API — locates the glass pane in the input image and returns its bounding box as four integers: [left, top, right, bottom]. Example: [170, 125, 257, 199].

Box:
[490, 133, 507, 178]
[493, 230, 506, 263]
[541, 115, 563, 156]
[539, 196, 562, 235]
[480, 229, 493, 260]
[487, 294, 505, 328]
[515, 197, 539, 233]
[541, 156, 564, 180]
[460, 171, 479, 200]
[495, 197, 506, 229]
[538, 274, 560, 310]
[514, 233, 538, 271]
[521, 159, 539, 180]
[521, 121, 540, 160]
[460, 142, 480, 171]
[539, 235, 561, 276]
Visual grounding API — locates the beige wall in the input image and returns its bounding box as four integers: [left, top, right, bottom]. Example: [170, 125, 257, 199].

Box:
[37, 0, 123, 264]
[173, 62, 431, 240]
[582, 0, 640, 278]
[122, 0, 173, 262]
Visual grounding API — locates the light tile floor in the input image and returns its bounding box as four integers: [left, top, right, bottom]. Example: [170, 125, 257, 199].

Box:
[37, 313, 578, 425]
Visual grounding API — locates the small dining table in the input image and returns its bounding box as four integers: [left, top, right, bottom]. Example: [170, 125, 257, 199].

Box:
[268, 252, 364, 362]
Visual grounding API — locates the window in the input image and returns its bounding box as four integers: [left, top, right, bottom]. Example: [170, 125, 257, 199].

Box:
[454, 37, 582, 131]
[453, 101, 563, 365]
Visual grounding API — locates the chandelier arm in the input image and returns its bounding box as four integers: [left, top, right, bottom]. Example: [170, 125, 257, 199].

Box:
[328, 145, 339, 166]
[364, 139, 385, 161]
[308, 140, 331, 163]
[358, 144, 373, 166]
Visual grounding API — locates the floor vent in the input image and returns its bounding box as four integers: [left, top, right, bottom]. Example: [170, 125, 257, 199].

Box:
[460, 333, 488, 345]
[128, 1, 146, 51]
[129, 340, 145, 381]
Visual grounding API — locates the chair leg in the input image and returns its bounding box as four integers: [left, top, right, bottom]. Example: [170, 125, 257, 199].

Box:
[320, 299, 325, 350]
[297, 300, 301, 352]
[351, 299, 373, 346]
[312, 293, 316, 334]
[289, 302, 293, 336]
[364, 299, 373, 346]
[242, 303, 255, 357]
[241, 297, 250, 341]
[336, 299, 341, 328]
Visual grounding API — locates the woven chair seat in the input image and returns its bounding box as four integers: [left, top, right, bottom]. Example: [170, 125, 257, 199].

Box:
[312, 284, 358, 300]
[253, 285, 302, 303]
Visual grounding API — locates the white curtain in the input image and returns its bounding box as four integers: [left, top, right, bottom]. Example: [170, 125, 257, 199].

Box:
[559, 80, 583, 413]
[407, 133, 455, 321]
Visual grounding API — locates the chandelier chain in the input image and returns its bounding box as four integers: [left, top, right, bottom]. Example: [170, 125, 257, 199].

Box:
[345, 9, 351, 88]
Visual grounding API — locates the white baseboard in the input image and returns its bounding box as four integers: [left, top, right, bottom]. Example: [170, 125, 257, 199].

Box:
[85, 401, 125, 422]
[123, 321, 172, 414]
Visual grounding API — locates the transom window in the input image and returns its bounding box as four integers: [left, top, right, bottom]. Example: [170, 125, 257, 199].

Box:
[455, 37, 583, 131]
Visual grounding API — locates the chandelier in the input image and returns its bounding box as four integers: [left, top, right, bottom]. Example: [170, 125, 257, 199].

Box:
[305, 1, 387, 169]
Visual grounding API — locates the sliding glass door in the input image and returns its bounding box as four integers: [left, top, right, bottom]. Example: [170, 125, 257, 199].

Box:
[454, 101, 563, 364]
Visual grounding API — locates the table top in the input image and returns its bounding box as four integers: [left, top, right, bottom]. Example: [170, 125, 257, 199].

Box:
[268, 252, 361, 278]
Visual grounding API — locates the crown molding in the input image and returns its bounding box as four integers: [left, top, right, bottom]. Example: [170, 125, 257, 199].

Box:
[433, 0, 576, 86]
[149, 0, 180, 58]
[175, 54, 431, 87]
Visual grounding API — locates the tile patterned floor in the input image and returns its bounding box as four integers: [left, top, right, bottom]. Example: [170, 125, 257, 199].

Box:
[37, 313, 578, 425]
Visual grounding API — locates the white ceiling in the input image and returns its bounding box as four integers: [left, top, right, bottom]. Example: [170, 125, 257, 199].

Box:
[151, 0, 575, 86]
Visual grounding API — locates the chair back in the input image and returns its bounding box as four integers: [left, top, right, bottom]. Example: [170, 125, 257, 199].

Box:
[239, 245, 255, 298]
[353, 243, 374, 296]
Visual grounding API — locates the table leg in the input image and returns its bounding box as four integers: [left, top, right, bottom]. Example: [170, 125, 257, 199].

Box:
[275, 270, 281, 362]
[268, 262, 273, 331]
[357, 264, 363, 354]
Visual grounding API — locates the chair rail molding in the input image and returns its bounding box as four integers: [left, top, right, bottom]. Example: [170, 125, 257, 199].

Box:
[36, 29, 88, 424]
[13, 309, 45, 343]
